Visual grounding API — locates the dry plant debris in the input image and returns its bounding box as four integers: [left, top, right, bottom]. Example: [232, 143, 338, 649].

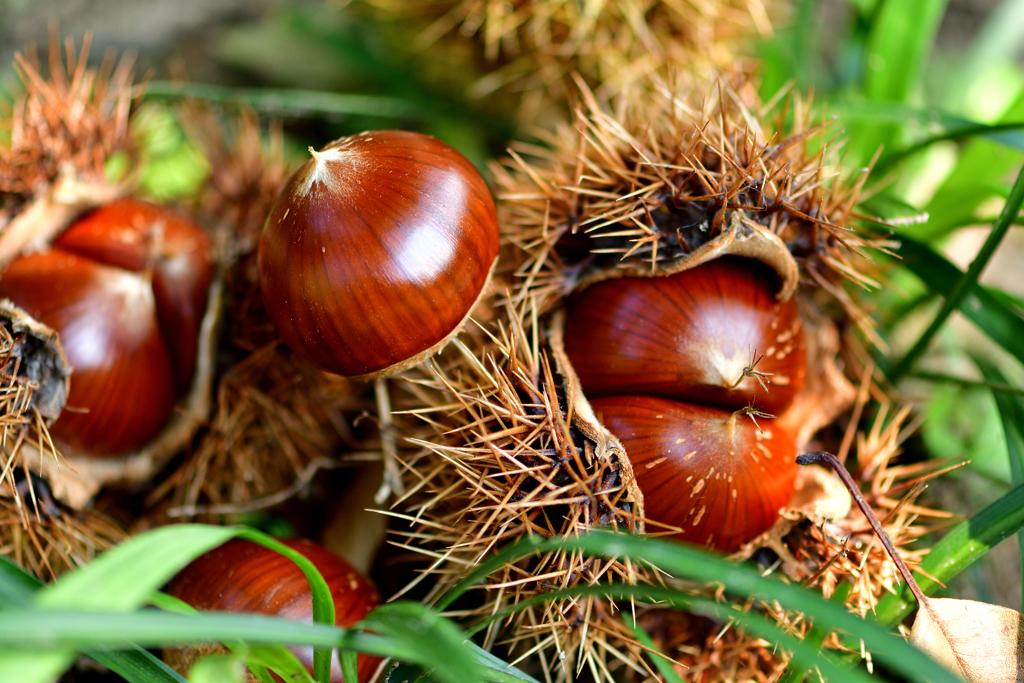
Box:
[365, 0, 776, 123]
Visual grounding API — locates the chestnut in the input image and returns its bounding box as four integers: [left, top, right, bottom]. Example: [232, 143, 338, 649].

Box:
[0, 199, 213, 456]
[564, 257, 806, 416]
[164, 538, 381, 683]
[591, 395, 797, 553]
[258, 130, 499, 378]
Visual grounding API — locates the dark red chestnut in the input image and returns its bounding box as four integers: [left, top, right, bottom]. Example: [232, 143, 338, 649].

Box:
[0, 200, 213, 456]
[564, 257, 806, 416]
[55, 199, 214, 389]
[258, 130, 500, 378]
[165, 538, 381, 683]
[591, 395, 798, 552]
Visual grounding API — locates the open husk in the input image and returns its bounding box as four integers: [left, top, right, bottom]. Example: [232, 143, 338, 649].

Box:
[389, 72, 918, 681]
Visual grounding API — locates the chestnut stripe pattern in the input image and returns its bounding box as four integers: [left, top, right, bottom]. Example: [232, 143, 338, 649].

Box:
[258, 130, 499, 377]
[565, 257, 806, 416]
[166, 538, 381, 682]
[566, 257, 804, 552]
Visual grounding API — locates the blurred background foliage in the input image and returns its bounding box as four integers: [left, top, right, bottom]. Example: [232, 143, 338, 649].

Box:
[2, 0, 1024, 634]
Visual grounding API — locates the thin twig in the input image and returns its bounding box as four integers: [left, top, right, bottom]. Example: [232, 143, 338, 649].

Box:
[797, 451, 928, 607]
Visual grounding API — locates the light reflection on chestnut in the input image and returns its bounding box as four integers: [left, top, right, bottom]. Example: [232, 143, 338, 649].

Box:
[258, 130, 499, 379]
[564, 257, 806, 416]
[591, 395, 798, 553]
[0, 199, 213, 456]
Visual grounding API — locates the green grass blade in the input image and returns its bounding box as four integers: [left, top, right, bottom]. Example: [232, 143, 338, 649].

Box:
[152, 593, 314, 683]
[236, 529, 335, 683]
[909, 370, 1024, 396]
[0, 610, 401, 657]
[894, 235, 1024, 367]
[850, 0, 949, 163]
[972, 355, 1024, 612]
[778, 580, 855, 683]
[0, 525, 238, 682]
[0, 555, 188, 683]
[889, 163, 1024, 379]
[467, 583, 940, 683]
[33, 524, 236, 611]
[622, 617, 684, 683]
[463, 642, 542, 683]
[0, 555, 42, 607]
[918, 88, 1024, 240]
[874, 483, 1024, 625]
[439, 532, 959, 683]
[89, 647, 189, 683]
[0, 608, 505, 683]
[143, 81, 420, 120]
[358, 602, 485, 683]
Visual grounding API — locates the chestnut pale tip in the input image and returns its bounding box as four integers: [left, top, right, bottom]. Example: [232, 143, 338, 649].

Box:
[258, 130, 500, 378]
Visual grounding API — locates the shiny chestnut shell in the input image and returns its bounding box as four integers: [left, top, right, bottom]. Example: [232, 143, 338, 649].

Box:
[0, 200, 213, 456]
[591, 396, 798, 552]
[258, 130, 499, 378]
[564, 257, 806, 416]
[56, 200, 214, 389]
[165, 538, 381, 683]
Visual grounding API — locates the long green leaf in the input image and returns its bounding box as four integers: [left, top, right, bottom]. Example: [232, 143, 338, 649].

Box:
[973, 355, 1024, 613]
[889, 163, 1024, 379]
[0, 553, 188, 683]
[894, 234, 1024, 368]
[917, 88, 1024, 240]
[0, 525, 235, 683]
[143, 81, 420, 119]
[874, 483, 1024, 624]
[359, 603, 485, 683]
[851, 0, 949, 163]
[0, 609, 510, 683]
[439, 532, 960, 683]
[90, 647, 190, 683]
[151, 592, 313, 683]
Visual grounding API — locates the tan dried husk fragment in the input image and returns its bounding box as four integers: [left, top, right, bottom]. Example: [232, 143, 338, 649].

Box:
[0, 302, 126, 580]
[144, 106, 384, 560]
[0, 34, 136, 266]
[361, 0, 777, 126]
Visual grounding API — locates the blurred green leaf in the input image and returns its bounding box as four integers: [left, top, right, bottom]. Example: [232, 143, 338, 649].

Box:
[973, 355, 1024, 612]
[889, 163, 1024, 379]
[152, 592, 313, 683]
[895, 234, 1024, 368]
[915, 88, 1024, 240]
[848, 0, 949, 163]
[144, 82, 421, 120]
[359, 603, 484, 683]
[187, 654, 246, 683]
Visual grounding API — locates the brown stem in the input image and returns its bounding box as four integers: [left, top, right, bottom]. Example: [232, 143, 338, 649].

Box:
[796, 451, 928, 608]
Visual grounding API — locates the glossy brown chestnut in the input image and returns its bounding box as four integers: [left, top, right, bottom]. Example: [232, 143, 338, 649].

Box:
[165, 538, 381, 683]
[0, 200, 213, 456]
[591, 395, 798, 553]
[258, 130, 500, 378]
[564, 257, 806, 416]
[54, 199, 214, 389]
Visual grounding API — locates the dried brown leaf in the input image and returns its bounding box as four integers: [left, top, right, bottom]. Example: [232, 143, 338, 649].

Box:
[911, 597, 1024, 683]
